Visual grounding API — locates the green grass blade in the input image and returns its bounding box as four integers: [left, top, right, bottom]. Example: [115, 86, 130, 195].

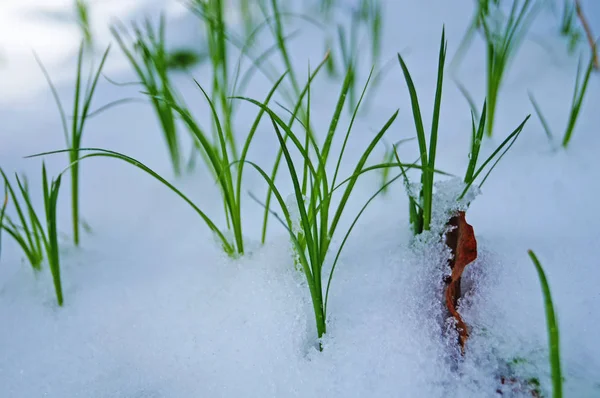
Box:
[28, 148, 235, 255]
[397, 53, 428, 171]
[460, 114, 530, 199]
[464, 101, 487, 184]
[455, 78, 480, 122]
[424, 28, 447, 231]
[528, 92, 554, 144]
[235, 71, 288, 221]
[562, 58, 593, 148]
[0, 188, 8, 260]
[268, 117, 318, 277]
[332, 66, 374, 191]
[528, 250, 562, 398]
[42, 163, 63, 306]
[329, 109, 399, 238]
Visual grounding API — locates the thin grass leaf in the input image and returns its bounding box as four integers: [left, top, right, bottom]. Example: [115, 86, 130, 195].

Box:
[28, 148, 235, 255]
[36, 42, 110, 246]
[459, 114, 530, 199]
[480, 0, 538, 136]
[528, 250, 562, 398]
[0, 187, 6, 260]
[42, 163, 64, 306]
[396, 28, 447, 233]
[528, 92, 554, 144]
[562, 56, 593, 148]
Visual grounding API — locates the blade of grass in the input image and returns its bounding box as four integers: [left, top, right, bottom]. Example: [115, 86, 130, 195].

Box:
[528, 92, 554, 144]
[528, 250, 562, 398]
[562, 56, 593, 148]
[28, 148, 235, 255]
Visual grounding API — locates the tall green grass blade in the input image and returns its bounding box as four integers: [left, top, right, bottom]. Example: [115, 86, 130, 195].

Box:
[528, 92, 554, 144]
[251, 55, 328, 243]
[36, 42, 110, 246]
[269, 117, 325, 338]
[562, 57, 593, 148]
[42, 163, 64, 306]
[528, 250, 562, 398]
[397, 28, 447, 233]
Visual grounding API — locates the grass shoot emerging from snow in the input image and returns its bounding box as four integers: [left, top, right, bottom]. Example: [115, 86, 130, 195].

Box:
[459, 101, 530, 200]
[239, 63, 417, 346]
[30, 69, 292, 257]
[0, 165, 63, 306]
[396, 30, 530, 235]
[528, 250, 562, 398]
[528, 55, 593, 149]
[35, 43, 109, 247]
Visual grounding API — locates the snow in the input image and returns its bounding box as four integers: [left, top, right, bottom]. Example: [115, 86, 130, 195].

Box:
[1, 0, 600, 397]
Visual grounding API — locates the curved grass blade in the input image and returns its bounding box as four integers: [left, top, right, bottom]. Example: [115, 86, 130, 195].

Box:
[27, 148, 235, 255]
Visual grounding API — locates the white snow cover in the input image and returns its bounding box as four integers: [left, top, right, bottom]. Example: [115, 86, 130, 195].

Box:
[1, 0, 599, 397]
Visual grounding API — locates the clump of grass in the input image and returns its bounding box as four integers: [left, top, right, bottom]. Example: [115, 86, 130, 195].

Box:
[1, 171, 45, 270]
[479, 0, 538, 137]
[30, 68, 294, 257]
[239, 65, 409, 345]
[528, 250, 562, 398]
[396, 30, 530, 235]
[459, 101, 530, 201]
[111, 16, 185, 176]
[0, 165, 64, 306]
[528, 55, 593, 149]
[35, 43, 109, 247]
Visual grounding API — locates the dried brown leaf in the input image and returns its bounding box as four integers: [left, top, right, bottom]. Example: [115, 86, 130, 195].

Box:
[444, 210, 477, 353]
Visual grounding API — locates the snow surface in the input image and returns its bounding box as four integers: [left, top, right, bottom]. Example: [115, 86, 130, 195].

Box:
[1, 0, 599, 397]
